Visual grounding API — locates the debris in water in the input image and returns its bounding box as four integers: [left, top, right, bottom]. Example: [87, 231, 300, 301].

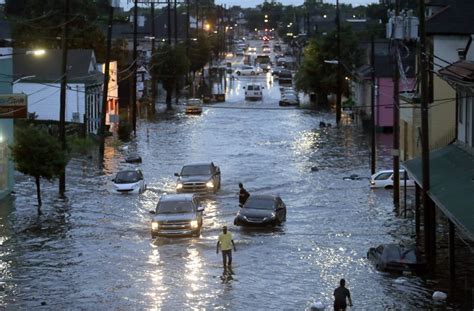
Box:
[432, 291, 447, 300]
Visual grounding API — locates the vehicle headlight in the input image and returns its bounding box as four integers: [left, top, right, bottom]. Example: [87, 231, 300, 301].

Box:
[190, 220, 199, 228]
[152, 222, 159, 230]
[206, 181, 214, 188]
[370, 180, 375, 185]
[176, 183, 183, 189]
[271, 212, 276, 218]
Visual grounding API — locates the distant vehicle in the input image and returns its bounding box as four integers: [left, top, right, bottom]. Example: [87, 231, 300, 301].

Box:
[111, 169, 146, 194]
[262, 35, 270, 42]
[234, 194, 287, 227]
[150, 194, 204, 238]
[185, 98, 203, 114]
[271, 66, 286, 78]
[247, 47, 257, 54]
[273, 44, 282, 52]
[279, 93, 299, 106]
[278, 69, 293, 85]
[175, 162, 221, 193]
[235, 50, 244, 57]
[262, 46, 271, 54]
[370, 169, 415, 189]
[235, 65, 261, 76]
[367, 244, 426, 273]
[244, 83, 264, 101]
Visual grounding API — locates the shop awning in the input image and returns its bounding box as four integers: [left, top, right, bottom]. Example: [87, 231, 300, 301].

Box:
[403, 144, 474, 241]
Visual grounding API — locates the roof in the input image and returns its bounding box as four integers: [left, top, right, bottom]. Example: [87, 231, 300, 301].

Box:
[403, 144, 474, 240]
[159, 194, 195, 202]
[13, 49, 103, 84]
[426, 0, 474, 35]
[438, 60, 474, 84]
[183, 162, 212, 167]
[248, 194, 278, 200]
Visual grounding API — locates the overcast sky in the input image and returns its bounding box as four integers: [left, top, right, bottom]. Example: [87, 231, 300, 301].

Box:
[120, 0, 377, 10]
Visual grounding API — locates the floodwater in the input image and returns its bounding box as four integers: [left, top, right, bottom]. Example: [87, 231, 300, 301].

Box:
[0, 43, 452, 310]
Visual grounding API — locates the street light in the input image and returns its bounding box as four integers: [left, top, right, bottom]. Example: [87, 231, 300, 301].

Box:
[0, 49, 46, 57]
[12, 75, 36, 84]
[204, 23, 211, 31]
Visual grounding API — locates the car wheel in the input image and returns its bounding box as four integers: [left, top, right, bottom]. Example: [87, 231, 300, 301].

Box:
[236, 71, 241, 76]
[385, 185, 393, 189]
[250, 71, 255, 75]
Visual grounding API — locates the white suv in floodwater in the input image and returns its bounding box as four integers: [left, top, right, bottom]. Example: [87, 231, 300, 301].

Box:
[370, 169, 415, 189]
[244, 83, 264, 101]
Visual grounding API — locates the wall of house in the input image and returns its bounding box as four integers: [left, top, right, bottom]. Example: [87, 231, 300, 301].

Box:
[458, 90, 474, 147]
[13, 83, 86, 123]
[376, 78, 416, 129]
[0, 50, 15, 201]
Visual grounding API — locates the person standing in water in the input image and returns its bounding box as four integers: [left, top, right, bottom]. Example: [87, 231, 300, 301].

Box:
[216, 225, 236, 272]
[333, 279, 353, 311]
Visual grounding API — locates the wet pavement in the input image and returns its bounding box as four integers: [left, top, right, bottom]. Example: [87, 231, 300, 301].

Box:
[0, 42, 449, 310]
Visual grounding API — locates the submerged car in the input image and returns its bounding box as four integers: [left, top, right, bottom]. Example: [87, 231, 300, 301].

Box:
[279, 93, 299, 106]
[367, 244, 426, 273]
[234, 194, 287, 227]
[185, 98, 203, 114]
[235, 65, 261, 76]
[111, 169, 146, 194]
[175, 162, 221, 193]
[150, 194, 204, 238]
[370, 169, 415, 189]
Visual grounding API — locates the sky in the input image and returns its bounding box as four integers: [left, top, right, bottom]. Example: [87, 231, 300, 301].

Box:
[120, 0, 377, 10]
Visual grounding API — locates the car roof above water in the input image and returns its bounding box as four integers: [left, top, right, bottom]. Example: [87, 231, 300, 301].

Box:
[159, 193, 195, 202]
[183, 162, 212, 167]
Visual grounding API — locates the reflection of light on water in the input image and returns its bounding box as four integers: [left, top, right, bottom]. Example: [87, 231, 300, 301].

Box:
[185, 247, 204, 300]
[292, 130, 321, 154]
[146, 248, 166, 309]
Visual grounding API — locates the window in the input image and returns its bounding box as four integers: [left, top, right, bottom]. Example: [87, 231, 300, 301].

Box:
[375, 172, 392, 180]
[459, 92, 464, 124]
[247, 85, 254, 91]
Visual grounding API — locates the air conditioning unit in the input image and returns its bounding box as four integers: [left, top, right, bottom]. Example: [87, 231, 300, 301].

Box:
[404, 16, 419, 40]
[72, 112, 80, 122]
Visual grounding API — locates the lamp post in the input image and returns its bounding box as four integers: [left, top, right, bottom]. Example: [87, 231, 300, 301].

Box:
[336, 0, 341, 125]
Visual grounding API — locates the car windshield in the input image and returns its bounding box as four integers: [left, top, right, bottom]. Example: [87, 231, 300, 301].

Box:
[244, 197, 275, 210]
[247, 85, 254, 90]
[157, 201, 195, 214]
[181, 165, 211, 176]
[375, 172, 392, 180]
[115, 171, 140, 184]
[187, 99, 201, 106]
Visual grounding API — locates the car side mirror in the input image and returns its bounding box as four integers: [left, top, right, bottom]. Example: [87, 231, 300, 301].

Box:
[243, 86, 246, 89]
[174, 173, 180, 177]
[149, 210, 156, 215]
[197, 206, 204, 212]
[262, 87, 265, 89]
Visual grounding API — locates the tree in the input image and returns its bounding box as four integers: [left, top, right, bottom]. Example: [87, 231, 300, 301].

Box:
[153, 43, 190, 109]
[10, 127, 68, 215]
[295, 25, 361, 106]
[189, 34, 211, 74]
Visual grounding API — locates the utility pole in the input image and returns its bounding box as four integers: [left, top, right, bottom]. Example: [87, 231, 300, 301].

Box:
[59, 0, 70, 197]
[186, 0, 190, 52]
[393, 0, 400, 208]
[174, 0, 178, 45]
[370, 35, 376, 175]
[195, 0, 199, 36]
[167, 0, 172, 44]
[151, 2, 157, 112]
[336, 0, 342, 125]
[99, 4, 114, 167]
[419, 0, 434, 268]
[132, 0, 138, 135]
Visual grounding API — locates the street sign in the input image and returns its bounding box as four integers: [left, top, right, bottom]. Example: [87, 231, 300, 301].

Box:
[0, 94, 27, 119]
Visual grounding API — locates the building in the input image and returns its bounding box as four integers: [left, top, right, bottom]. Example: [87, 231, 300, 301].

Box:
[99, 61, 119, 132]
[0, 48, 15, 201]
[12, 49, 104, 134]
[353, 40, 416, 131]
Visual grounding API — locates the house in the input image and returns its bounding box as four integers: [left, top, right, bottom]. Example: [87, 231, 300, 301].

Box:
[399, 0, 472, 161]
[99, 61, 119, 132]
[353, 40, 416, 131]
[12, 49, 104, 134]
[0, 48, 14, 201]
[403, 0, 474, 298]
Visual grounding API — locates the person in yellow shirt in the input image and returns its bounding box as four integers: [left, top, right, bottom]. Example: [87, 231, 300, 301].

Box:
[216, 225, 236, 271]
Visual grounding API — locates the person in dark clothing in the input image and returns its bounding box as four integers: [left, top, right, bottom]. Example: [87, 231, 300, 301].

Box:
[334, 279, 353, 311]
[238, 183, 250, 207]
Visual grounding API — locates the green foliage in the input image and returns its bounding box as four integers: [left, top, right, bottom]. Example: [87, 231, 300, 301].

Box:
[5, 0, 106, 60]
[295, 26, 361, 105]
[69, 136, 96, 155]
[152, 43, 190, 103]
[189, 34, 211, 73]
[11, 126, 67, 180]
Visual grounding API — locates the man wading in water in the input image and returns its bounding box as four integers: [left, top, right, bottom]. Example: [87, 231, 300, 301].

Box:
[216, 225, 236, 273]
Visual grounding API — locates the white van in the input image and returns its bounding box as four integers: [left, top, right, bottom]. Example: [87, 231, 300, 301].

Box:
[370, 169, 415, 189]
[244, 83, 264, 101]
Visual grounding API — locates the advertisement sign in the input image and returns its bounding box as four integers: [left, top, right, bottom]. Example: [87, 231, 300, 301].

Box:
[0, 94, 27, 119]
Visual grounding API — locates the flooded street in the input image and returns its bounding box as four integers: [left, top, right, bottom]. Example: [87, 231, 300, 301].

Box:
[0, 51, 441, 310]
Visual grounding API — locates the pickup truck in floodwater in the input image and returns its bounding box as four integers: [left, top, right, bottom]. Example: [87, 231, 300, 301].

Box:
[175, 162, 221, 194]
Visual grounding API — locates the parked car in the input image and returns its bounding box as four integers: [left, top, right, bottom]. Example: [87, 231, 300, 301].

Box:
[150, 194, 204, 238]
[271, 66, 286, 78]
[247, 46, 257, 54]
[278, 69, 293, 85]
[279, 93, 299, 106]
[111, 169, 146, 194]
[235, 65, 261, 76]
[262, 46, 271, 54]
[244, 83, 264, 101]
[234, 194, 287, 227]
[367, 244, 426, 273]
[370, 169, 415, 189]
[185, 98, 203, 114]
[175, 162, 221, 193]
[235, 49, 244, 57]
